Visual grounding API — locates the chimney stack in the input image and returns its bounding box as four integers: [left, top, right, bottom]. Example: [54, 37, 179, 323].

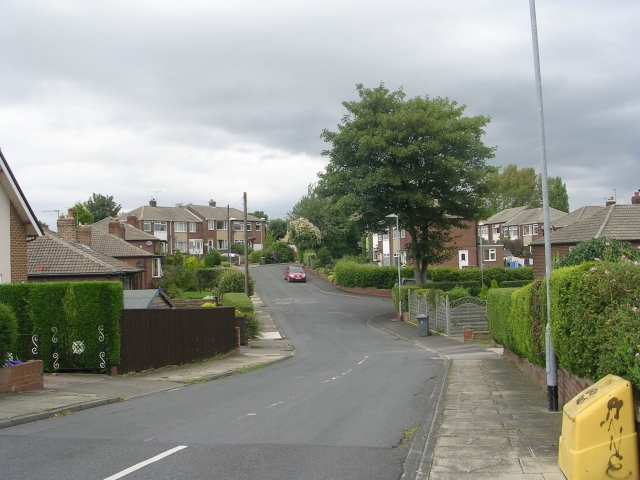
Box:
[77, 225, 92, 246]
[109, 222, 126, 239]
[57, 211, 77, 243]
[606, 197, 616, 207]
[126, 215, 139, 228]
[632, 191, 640, 205]
[149, 199, 157, 207]
[209, 199, 217, 207]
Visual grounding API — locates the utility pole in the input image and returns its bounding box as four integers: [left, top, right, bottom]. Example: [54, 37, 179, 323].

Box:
[244, 192, 249, 296]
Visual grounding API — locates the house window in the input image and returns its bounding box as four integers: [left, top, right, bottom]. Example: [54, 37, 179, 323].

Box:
[217, 239, 227, 250]
[523, 225, 532, 236]
[175, 222, 187, 233]
[235, 239, 244, 245]
[175, 241, 187, 252]
[208, 220, 215, 230]
[189, 222, 197, 233]
[502, 226, 508, 236]
[159, 241, 167, 254]
[143, 221, 151, 232]
[533, 224, 539, 235]
[509, 226, 518, 239]
[393, 228, 399, 239]
[401, 229, 406, 238]
[483, 248, 497, 261]
[383, 233, 389, 241]
[233, 222, 244, 231]
[154, 221, 167, 232]
[152, 258, 162, 278]
[383, 253, 390, 266]
[189, 239, 203, 254]
[246, 222, 252, 231]
[256, 222, 262, 231]
[493, 225, 500, 236]
[478, 225, 489, 240]
[216, 220, 227, 230]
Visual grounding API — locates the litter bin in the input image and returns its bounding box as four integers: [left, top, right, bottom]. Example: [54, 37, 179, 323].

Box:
[417, 314, 430, 337]
[260, 257, 266, 265]
[558, 374, 639, 479]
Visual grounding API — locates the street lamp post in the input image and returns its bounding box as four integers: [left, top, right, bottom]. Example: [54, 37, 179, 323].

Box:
[228, 216, 236, 263]
[261, 217, 265, 250]
[479, 222, 484, 287]
[387, 214, 402, 320]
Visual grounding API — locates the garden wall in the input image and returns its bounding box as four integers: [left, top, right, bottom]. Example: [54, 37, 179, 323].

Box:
[0, 360, 44, 393]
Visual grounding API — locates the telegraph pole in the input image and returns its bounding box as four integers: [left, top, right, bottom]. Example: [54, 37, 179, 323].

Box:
[244, 192, 249, 296]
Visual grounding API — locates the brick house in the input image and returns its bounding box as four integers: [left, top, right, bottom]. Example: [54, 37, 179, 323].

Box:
[0, 150, 43, 283]
[120, 200, 203, 256]
[94, 215, 168, 256]
[370, 219, 504, 270]
[531, 197, 640, 278]
[186, 201, 265, 253]
[28, 212, 144, 289]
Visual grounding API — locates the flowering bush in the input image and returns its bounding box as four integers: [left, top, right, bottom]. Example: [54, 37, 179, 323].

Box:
[287, 218, 321, 252]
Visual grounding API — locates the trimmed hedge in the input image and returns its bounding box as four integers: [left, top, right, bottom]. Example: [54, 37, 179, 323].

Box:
[486, 288, 517, 349]
[221, 292, 260, 340]
[0, 302, 18, 365]
[0, 282, 123, 371]
[335, 261, 413, 289]
[500, 280, 534, 288]
[217, 268, 255, 296]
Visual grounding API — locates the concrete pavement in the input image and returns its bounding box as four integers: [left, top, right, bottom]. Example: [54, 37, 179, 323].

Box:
[369, 315, 564, 480]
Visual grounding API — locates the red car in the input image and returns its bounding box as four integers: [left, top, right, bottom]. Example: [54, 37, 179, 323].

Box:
[284, 266, 306, 282]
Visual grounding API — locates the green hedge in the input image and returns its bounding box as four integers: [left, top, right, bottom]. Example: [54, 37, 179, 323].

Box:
[217, 268, 255, 296]
[334, 261, 413, 289]
[221, 293, 260, 340]
[487, 288, 517, 348]
[0, 282, 123, 371]
[0, 303, 18, 365]
[500, 280, 534, 288]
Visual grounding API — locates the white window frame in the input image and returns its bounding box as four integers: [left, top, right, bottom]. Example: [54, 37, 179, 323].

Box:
[217, 239, 228, 250]
[216, 220, 227, 230]
[479, 225, 489, 240]
[152, 258, 162, 278]
[533, 224, 539, 235]
[401, 229, 406, 238]
[175, 222, 187, 233]
[143, 221, 151, 232]
[233, 222, 244, 231]
[509, 226, 518, 239]
[189, 239, 203, 254]
[189, 222, 197, 233]
[523, 225, 532, 236]
[246, 222, 252, 231]
[483, 248, 497, 261]
[208, 220, 215, 230]
[175, 241, 187, 252]
[255, 222, 262, 231]
[492, 225, 500, 235]
[154, 221, 167, 232]
[207, 239, 215, 250]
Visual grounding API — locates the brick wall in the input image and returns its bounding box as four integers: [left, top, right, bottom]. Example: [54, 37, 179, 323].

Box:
[503, 347, 593, 407]
[0, 360, 44, 392]
[9, 203, 28, 283]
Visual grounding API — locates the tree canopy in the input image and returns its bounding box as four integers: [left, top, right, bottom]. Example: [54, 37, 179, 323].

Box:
[287, 217, 322, 252]
[318, 83, 496, 282]
[484, 164, 570, 215]
[72, 202, 94, 225]
[84, 193, 122, 222]
[267, 219, 287, 241]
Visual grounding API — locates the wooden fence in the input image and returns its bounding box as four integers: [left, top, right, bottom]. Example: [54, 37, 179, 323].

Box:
[408, 290, 488, 336]
[118, 307, 238, 374]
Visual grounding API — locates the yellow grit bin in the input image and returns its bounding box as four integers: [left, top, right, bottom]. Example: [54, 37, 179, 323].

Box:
[559, 374, 639, 479]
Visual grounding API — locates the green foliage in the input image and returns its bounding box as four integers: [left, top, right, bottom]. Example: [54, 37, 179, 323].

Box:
[287, 217, 322, 251]
[222, 293, 260, 340]
[546, 176, 570, 213]
[445, 286, 472, 302]
[484, 164, 540, 215]
[508, 283, 544, 366]
[316, 246, 332, 268]
[334, 259, 414, 289]
[302, 251, 316, 266]
[500, 280, 534, 288]
[479, 284, 489, 299]
[84, 193, 122, 222]
[556, 237, 640, 268]
[490, 279, 499, 289]
[319, 83, 496, 283]
[203, 249, 222, 267]
[267, 219, 287, 241]
[230, 242, 247, 256]
[249, 250, 263, 264]
[0, 282, 122, 371]
[201, 302, 217, 308]
[217, 269, 255, 296]
[196, 267, 226, 290]
[487, 288, 518, 348]
[72, 201, 94, 225]
[0, 303, 18, 364]
[184, 256, 199, 270]
[267, 242, 295, 263]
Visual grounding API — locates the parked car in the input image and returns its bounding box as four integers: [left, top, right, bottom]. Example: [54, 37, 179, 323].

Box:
[284, 266, 306, 282]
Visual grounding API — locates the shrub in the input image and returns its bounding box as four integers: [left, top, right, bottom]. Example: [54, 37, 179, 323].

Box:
[249, 250, 263, 264]
[444, 286, 471, 302]
[0, 303, 18, 365]
[556, 237, 640, 268]
[316, 246, 332, 268]
[487, 288, 518, 348]
[218, 269, 255, 296]
[197, 267, 226, 290]
[222, 293, 260, 340]
[302, 250, 316, 266]
[201, 302, 217, 308]
[269, 242, 295, 263]
[203, 249, 222, 267]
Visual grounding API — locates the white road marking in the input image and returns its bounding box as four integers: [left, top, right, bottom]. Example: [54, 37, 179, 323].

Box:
[358, 356, 369, 365]
[103, 445, 187, 480]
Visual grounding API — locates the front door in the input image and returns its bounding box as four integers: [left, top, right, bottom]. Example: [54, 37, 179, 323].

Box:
[458, 250, 469, 268]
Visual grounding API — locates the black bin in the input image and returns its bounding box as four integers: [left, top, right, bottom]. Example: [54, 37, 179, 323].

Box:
[417, 314, 430, 337]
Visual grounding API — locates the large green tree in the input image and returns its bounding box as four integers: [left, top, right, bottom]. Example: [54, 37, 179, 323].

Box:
[485, 164, 539, 214]
[540, 175, 570, 213]
[267, 219, 287, 241]
[318, 83, 496, 283]
[71, 202, 94, 225]
[84, 193, 122, 222]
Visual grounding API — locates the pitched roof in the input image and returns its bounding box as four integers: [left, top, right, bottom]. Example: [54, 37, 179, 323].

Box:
[121, 206, 202, 222]
[0, 150, 43, 237]
[502, 207, 567, 226]
[482, 206, 531, 224]
[93, 217, 160, 242]
[187, 204, 262, 222]
[551, 206, 604, 229]
[123, 288, 174, 309]
[531, 204, 640, 245]
[89, 228, 154, 258]
[28, 230, 141, 276]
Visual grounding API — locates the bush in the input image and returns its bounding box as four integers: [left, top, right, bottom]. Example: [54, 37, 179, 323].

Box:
[269, 242, 295, 263]
[302, 250, 316, 266]
[500, 280, 533, 288]
[316, 246, 332, 268]
[334, 259, 413, 289]
[218, 269, 255, 296]
[487, 288, 518, 348]
[201, 302, 217, 308]
[249, 250, 263, 264]
[203, 249, 222, 267]
[197, 268, 226, 290]
[446, 286, 471, 302]
[222, 292, 260, 340]
[556, 237, 640, 268]
[0, 303, 18, 365]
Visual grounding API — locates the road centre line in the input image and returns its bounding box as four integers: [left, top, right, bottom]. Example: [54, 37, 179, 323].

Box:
[103, 445, 187, 480]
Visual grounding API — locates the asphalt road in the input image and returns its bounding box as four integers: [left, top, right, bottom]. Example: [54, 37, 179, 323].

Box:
[0, 266, 444, 480]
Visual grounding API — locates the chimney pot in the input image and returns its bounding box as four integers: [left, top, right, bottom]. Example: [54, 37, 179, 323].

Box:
[209, 200, 216, 207]
[67, 208, 74, 218]
[149, 199, 157, 207]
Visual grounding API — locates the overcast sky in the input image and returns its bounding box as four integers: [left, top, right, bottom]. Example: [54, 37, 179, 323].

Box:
[2, 1, 638, 229]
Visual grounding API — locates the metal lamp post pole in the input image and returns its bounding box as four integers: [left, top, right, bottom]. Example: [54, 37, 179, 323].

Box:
[395, 215, 402, 320]
[479, 222, 484, 287]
